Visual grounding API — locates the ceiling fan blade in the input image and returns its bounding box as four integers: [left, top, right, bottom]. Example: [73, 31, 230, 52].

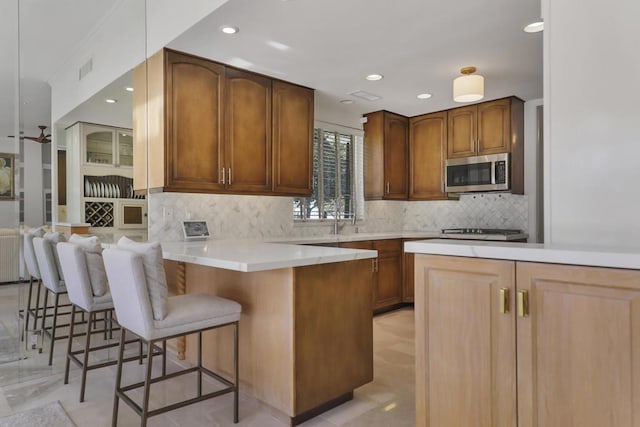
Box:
[45, 134, 51, 138]
[23, 136, 41, 142]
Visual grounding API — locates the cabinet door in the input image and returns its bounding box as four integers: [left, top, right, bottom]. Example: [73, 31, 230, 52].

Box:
[477, 98, 510, 155]
[225, 68, 272, 193]
[414, 255, 516, 427]
[83, 124, 115, 166]
[272, 81, 314, 195]
[165, 50, 225, 192]
[409, 112, 447, 200]
[383, 112, 409, 199]
[117, 130, 133, 168]
[447, 105, 477, 158]
[517, 262, 640, 427]
[363, 112, 384, 200]
[373, 239, 403, 310]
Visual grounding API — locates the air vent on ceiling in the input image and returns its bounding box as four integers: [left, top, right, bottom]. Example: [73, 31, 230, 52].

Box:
[78, 58, 93, 81]
[349, 90, 382, 101]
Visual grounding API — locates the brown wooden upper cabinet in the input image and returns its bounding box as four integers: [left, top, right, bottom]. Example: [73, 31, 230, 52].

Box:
[134, 48, 313, 196]
[224, 68, 272, 193]
[272, 81, 314, 195]
[409, 111, 448, 200]
[447, 97, 522, 158]
[363, 111, 409, 200]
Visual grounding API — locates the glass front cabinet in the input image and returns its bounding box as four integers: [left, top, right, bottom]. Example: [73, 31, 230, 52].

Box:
[83, 123, 132, 168]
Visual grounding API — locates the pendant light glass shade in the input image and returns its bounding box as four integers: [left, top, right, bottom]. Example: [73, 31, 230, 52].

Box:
[453, 67, 484, 103]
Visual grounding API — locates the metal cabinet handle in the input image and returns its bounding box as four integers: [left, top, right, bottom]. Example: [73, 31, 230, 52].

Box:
[499, 288, 510, 314]
[517, 290, 529, 317]
[386, 182, 390, 194]
[221, 168, 226, 184]
[228, 168, 232, 185]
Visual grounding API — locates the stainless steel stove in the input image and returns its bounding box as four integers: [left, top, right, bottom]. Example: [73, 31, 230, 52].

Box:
[441, 228, 523, 236]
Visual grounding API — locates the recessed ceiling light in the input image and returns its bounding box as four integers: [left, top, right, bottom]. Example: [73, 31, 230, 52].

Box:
[220, 25, 239, 34]
[125, 87, 134, 92]
[366, 74, 384, 81]
[417, 93, 433, 100]
[340, 99, 354, 104]
[105, 99, 117, 104]
[524, 20, 544, 33]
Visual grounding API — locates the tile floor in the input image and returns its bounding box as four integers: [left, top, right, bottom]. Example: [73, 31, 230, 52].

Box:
[0, 283, 415, 426]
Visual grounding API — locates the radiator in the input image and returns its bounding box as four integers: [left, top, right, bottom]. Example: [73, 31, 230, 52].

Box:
[0, 230, 20, 283]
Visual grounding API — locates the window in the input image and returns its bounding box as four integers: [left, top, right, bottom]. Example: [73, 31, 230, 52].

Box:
[294, 128, 364, 221]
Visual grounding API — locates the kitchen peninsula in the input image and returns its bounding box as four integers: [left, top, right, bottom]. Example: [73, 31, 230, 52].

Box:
[160, 240, 377, 425]
[406, 239, 640, 426]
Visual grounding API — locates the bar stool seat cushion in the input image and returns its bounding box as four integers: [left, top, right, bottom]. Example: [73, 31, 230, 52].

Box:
[24, 227, 45, 279]
[150, 294, 241, 341]
[44, 232, 67, 281]
[68, 234, 108, 296]
[117, 237, 168, 321]
[34, 237, 67, 294]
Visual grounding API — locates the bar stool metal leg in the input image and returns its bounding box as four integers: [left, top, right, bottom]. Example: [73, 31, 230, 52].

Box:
[112, 329, 126, 427]
[79, 311, 94, 402]
[47, 292, 61, 366]
[234, 321, 239, 423]
[64, 304, 77, 385]
[197, 332, 202, 397]
[141, 339, 155, 427]
[39, 289, 48, 354]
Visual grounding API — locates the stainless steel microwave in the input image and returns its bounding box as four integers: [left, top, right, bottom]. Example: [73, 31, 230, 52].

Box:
[445, 153, 509, 192]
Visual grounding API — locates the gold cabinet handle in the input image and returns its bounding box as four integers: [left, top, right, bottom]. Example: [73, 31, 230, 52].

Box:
[386, 182, 390, 194]
[499, 288, 510, 314]
[517, 290, 529, 317]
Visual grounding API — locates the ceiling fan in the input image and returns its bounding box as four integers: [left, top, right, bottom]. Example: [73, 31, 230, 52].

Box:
[8, 125, 51, 144]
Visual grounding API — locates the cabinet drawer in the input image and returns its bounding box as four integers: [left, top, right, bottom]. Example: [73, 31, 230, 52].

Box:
[373, 239, 402, 253]
[339, 240, 373, 250]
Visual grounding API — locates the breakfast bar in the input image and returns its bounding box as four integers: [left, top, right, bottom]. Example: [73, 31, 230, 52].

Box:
[160, 240, 378, 425]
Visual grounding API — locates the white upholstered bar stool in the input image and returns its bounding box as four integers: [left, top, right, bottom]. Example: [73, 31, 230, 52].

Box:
[57, 240, 120, 402]
[33, 234, 71, 366]
[22, 227, 45, 346]
[103, 246, 241, 427]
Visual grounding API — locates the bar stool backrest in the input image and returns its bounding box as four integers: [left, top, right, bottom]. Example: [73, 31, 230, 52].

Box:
[103, 248, 155, 339]
[23, 228, 45, 280]
[57, 242, 95, 311]
[33, 237, 65, 294]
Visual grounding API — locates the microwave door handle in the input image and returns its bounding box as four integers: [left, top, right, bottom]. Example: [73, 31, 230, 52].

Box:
[491, 161, 496, 185]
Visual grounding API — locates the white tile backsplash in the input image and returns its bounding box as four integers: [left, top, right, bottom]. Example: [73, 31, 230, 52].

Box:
[148, 192, 528, 241]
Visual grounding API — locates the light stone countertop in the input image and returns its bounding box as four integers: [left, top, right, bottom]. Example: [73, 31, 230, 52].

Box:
[405, 239, 640, 270]
[160, 239, 377, 272]
[269, 231, 528, 245]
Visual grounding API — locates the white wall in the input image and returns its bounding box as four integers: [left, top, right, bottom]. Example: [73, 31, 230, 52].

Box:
[543, 0, 640, 248]
[50, 0, 230, 124]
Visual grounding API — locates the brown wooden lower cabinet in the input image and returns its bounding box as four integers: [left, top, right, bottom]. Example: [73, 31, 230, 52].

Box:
[414, 254, 640, 427]
[339, 239, 403, 312]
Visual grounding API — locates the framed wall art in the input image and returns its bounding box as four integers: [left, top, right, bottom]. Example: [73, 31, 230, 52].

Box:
[0, 153, 15, 200]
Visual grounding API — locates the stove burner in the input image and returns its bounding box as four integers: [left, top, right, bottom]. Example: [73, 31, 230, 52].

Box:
[441, 228, 522, 235]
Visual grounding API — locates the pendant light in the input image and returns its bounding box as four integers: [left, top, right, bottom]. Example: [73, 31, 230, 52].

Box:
[453, 66, 484, 103]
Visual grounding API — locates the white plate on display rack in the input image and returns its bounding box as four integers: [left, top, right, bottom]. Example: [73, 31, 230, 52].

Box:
[85, 179, 91, 197]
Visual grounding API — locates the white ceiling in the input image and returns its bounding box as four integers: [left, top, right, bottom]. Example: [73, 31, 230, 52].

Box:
[169, 0, 543, 119]
[2, 0, 542, 138]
